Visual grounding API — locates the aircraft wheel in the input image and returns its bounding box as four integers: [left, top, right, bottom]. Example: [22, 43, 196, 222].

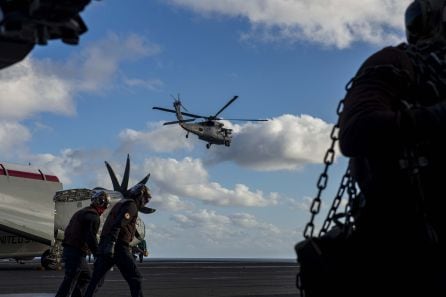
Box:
[206, 143, 210, 149]
[224, 140, 230, 146]
[186, 134, 189, 138]
[41, 249, 52, 270]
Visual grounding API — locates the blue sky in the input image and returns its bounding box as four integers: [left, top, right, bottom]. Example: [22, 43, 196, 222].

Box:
[0, 0, 411, 258]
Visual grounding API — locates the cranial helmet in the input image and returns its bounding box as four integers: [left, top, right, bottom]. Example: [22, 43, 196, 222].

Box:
[405, 0, 446, 44]
[128, 183, 152, 209]
[91, 190, 111, 209]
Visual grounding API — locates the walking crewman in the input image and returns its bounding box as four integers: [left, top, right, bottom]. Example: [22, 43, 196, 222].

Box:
[55, 190, 111, 297]
[84, 183, 152, 297]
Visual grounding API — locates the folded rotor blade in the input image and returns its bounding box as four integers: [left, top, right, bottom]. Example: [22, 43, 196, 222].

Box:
[120, 154, 130, 192]
[137, 173, 150, 185]
[140, 207, 156, 214]
[105, 161, 121, 192]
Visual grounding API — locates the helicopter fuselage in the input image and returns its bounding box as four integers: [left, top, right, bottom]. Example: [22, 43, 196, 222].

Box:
[181, 121, 232, 146]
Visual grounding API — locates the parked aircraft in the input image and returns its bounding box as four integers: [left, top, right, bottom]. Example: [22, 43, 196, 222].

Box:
[0, 155, 154, 269]
[0, 162, 62, 265]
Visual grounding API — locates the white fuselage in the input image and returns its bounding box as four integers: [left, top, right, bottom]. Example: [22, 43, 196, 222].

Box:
[0, 230, 49, 260]
[0, 162, 63, 259]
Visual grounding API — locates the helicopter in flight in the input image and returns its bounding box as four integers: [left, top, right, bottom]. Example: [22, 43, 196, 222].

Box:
[153, 95, 268, 149]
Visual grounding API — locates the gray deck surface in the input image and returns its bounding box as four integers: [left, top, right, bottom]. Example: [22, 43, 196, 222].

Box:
[0, 259, 299, 297]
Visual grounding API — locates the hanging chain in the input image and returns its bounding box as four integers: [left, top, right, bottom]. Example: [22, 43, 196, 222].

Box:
[302, 99, 344, 239]
[318, 168, 352, 236]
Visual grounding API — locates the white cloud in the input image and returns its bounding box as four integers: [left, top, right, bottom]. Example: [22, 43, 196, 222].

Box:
[119, 114, 336, 171]
[288, 196, 314, 211]
[206, 114, 337, 171]
[167, 209, 299, 257]
[144, 157, 279, 207]
[150, 192, 196, 212]
[123, 77, 164, 91]
[0, 33, 162, 156]
[167, 0, 411, 48]
[118, 122, 194, 153]
[27, 148, 112, 187]
[0, 121, 31, 156]
[0, 59, 75, 120]
[68, 32, 161, 92]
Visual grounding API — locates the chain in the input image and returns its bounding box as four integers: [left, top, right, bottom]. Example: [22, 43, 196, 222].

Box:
[297, 99, 345, 296]
[318, 169, 351, 236]
[302, 99, 344, 239]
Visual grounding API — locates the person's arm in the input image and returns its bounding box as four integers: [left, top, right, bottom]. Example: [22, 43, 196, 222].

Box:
[84, 212, 100, 256]
[339, 47, 415, 157]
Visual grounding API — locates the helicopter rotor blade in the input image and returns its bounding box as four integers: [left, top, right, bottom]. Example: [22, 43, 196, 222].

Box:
[153, 106, 206, 119]
[223, 118, 269, 122]
[163, 119, 196, 125]
[213, 95, 239, 118]
[153, 106, 176, 113]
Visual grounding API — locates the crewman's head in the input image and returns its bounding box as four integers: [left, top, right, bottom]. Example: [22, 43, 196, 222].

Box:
[128, 183, 152, 210]
[91, 190, 111, 215]
[405, 0, 446, 44]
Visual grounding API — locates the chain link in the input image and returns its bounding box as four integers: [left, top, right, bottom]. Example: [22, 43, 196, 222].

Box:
[302, 99, 344, 239]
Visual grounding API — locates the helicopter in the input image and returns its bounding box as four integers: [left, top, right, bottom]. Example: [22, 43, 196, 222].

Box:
[153, 95, 268, 149]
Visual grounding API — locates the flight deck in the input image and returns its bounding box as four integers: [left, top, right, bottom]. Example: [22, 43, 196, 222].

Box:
[0, 258, 299, 297]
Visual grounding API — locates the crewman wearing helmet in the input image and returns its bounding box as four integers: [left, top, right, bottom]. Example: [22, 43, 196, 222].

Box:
[55, 190, 111, 297]
[84, 183, 151, 297]
[333, 0, 446, 296]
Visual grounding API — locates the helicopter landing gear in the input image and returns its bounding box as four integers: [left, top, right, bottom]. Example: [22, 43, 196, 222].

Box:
[186, 132, 189, 138]
[206, 143, 211, 149]
[224, 140, 230, 147]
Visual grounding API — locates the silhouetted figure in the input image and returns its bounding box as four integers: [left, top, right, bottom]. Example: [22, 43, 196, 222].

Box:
[84, 183, 151, 297]
[337, 0, 446, 296]
[55, 190, 111, 297]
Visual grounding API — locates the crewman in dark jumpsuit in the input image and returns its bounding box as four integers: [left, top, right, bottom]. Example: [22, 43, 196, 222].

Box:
[338, 0, 446, 296]
[55, 190, 111, 297]
[84, 183, 151, 297]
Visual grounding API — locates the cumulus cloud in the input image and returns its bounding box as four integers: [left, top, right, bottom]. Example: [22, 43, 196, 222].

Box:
[143, 157, 279, 207]
[0, 59, 75, 120]
[118, 122, 194, 153]
[206, 114, 336, 171]
[119, 114, 336, 171]
[0, 33, 159, 121]
[65, 32, 161, 92]
[168, 209, 298, 257]
[0, 33, 161, 156]
[167, 0, 411, 48]
[150, 192, 196, 212]
[0, 121, 31, 156]
[26, 148, 112, 186]
[288, 196, 314, 211]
